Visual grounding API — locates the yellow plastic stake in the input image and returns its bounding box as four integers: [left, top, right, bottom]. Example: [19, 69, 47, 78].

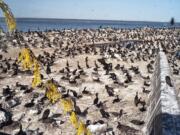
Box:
[0, 0, 16, 32]
[70, 111, 79, 129]
[76, 121, 86, 135]
[18, 48, 34, 70]
[45, 80, 61, 103]
[86, 129, 92, 135]
[61, 98, 73, 113]
[32, 61, 41, 88]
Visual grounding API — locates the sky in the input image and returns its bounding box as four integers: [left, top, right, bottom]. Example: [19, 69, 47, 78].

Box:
[0, 0, 180, 22]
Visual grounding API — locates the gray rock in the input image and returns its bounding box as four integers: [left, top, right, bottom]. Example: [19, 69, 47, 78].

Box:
[7, 98, 21, 108]
[0, 108, 12, 128]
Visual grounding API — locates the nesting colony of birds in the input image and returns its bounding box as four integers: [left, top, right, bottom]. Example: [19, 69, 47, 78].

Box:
[0, 27, 179, 135]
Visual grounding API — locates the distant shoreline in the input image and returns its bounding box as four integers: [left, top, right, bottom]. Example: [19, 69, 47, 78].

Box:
[1, 17, 180, 32]
[1, 17, 180, 24]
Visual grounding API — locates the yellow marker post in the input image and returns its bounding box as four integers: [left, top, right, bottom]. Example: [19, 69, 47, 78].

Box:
[32, 60, 41, 88]
[0, 0, 16, 32]
[61, 98, 73, 113]
[45, 80, 61, 103]
[70, 111, 79, 129]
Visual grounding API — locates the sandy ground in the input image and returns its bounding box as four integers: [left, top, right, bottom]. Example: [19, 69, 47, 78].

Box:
[0, 45, 152, 135]
[1, 28, 179, 135]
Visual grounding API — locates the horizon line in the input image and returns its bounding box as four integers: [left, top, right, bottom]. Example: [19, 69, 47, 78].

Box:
[0, 17, 179, 23]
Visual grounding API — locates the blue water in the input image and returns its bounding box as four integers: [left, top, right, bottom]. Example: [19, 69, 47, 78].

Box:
[0, 18, 180, 32]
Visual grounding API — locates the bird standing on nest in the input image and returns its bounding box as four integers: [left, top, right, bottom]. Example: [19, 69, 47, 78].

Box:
[46, 63, 51, 74]
[77, 61, 82, 69]
[85, 57, 90, 68]
[112, 95, 121, 103]
[134, 92, 139, 106]
[66, 60, 69, 67]
[93, 93, 99, 105]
